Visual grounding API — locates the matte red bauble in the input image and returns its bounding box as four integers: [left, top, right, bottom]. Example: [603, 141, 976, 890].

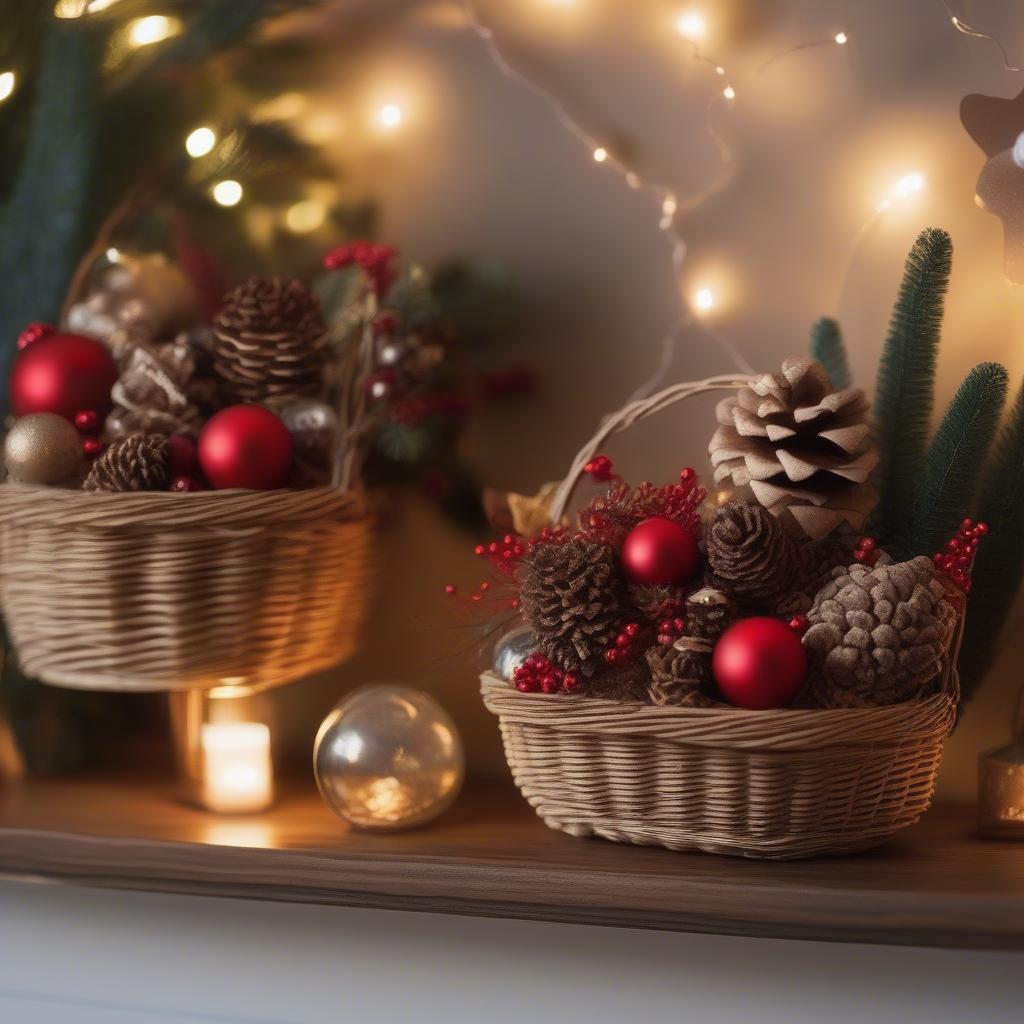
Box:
[198, 405, 293, 490]
[620, 516, 699, 585]
[712, 617, 807, 710]
[10, 333, 118, 421]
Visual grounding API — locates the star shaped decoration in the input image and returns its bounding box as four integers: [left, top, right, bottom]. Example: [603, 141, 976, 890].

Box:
[961, 86, 1024, 283]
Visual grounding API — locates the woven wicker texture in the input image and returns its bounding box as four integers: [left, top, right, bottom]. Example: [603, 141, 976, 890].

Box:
[0, 483, 375, 692]
[486, 374, 960, 858]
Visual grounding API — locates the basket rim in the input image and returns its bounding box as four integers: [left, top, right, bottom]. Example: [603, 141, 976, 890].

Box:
[0, 480, 372, 529]
[480, 671, 957, 749]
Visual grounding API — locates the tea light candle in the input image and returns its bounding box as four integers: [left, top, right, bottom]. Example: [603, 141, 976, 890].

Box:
[978, 740, 1024, 837]
[200, 722, 273, 814]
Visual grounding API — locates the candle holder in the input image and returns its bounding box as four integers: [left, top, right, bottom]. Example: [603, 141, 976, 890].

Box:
[978, 686, 1024, 838]
[169, 687, 275, 814]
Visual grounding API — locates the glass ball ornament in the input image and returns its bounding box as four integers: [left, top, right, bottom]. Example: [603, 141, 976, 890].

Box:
[314, 685, 464, 832]
[493, 624, 538, 681]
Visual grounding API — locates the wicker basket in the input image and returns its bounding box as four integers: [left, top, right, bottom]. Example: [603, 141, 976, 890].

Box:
[0, 483, 375, 692]
[481, 374, 961, 859]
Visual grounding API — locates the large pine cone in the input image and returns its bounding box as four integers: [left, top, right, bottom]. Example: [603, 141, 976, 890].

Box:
[708, 358, 879, 539]
[801, 556, 956, 708]
[212, 277, 326, 403]
[83, 434, 169, 492]
[521, 538, 624, 676]
[646, 587, 736, 707]
[706, 499, 799, 611]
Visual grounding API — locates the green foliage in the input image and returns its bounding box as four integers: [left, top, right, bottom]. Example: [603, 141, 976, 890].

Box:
[909, 362, 1007, 560]
[958, 378, 1024, 697]
[870, 227, 953, 554]
[809, 317, 850, 388]
[0, 21, 102, 395]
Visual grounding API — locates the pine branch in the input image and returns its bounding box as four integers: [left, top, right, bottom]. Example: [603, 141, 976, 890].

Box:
[909, 362, 1008, 561]
[869, 228, 952, 554]
[0, 21, 101, 410]
[958, 377, 1024, 698]
[809, 317, 850, 388]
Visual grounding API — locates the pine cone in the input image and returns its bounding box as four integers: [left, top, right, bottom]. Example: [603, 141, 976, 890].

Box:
[706, 499, 799, 611]
[778, 533, 858, 615]
[708, 358, 879, 539]
[801, 556, 957, 707]
[83, 434, 170, 492]
[212, 277, 326, 403]
[646, 587, 736, 707]
[521, 538, 624, 676]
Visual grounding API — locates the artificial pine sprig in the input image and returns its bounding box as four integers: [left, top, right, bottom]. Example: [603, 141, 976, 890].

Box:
[909, 362, 1007, 561]
[958, 377, 1024, 697]
[809, 317, 851, 389]
[869, 227, 952, 555]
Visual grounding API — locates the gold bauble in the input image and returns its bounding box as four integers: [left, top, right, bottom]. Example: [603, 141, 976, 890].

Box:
[314, 685, 464, 832]
[4, 413, 83, 485]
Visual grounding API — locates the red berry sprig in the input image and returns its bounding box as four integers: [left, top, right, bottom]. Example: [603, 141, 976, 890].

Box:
[934, 518, 988, 593]
[584, 454, 616, 482]
[17, 322, 54, 351]
[656, 616, 687, 646]
[788, 613, 810, 635]
[513, 652, 582, 695]
[853, 536, 881, 566]
[604, 621, 642, 665]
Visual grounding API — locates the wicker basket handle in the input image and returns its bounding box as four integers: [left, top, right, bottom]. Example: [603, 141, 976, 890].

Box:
[547, 374, 753, 524]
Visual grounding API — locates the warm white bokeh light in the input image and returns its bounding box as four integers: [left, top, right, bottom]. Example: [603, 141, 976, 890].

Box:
[834, 31, 848, 45]
[105, 247, 121, 263]
[376, 103, 403, 130]
[0, 71, 15, 104]
[875, 171, 926, 211]
[593, 146, 608, 163]
[285, 199, 327, 233]
[675, 11, 707, 41]
[127, 15, 181, 49]
[694, 287, 715, 312]
[211, 180, 244, 207]
[185, 126, 217, 158]
[722, 85, 736, 100]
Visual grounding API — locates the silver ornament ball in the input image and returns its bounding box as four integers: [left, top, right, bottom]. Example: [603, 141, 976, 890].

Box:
[4, 413, 83, 485]
[314, 685, 464, 832]
[277, 399, 341, 475]
[493, 624, 539, 681]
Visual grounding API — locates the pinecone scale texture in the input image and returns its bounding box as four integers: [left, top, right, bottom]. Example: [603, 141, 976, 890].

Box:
[84, 434, 170, 493]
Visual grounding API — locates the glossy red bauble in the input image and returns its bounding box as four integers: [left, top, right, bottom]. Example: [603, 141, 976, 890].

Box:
[712, 617, 807, 710]
[620, 516, 699, 586]
[198, 405, 293, 490]
[10, 333, 118, 421]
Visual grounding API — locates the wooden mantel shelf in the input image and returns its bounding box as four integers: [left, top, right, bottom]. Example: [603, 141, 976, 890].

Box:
[0, 775, 1022, 950]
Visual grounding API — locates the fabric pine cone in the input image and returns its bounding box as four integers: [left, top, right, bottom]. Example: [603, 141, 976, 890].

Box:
[646, 588, 737, 707]
[801, 556, 956, 708]
[521, 538, 624, 676]
[212, 277, 327, 403]
[83, 434, 170, 493]
[708, 357, 879, 539]
[706, 499, 799, 611]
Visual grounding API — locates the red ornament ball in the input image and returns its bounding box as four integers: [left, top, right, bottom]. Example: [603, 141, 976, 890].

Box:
[712, 617, 807, 710]
[620, 516, 699, 586]
[74, 409, 100, 435]
[167, 433, 198, 476]
[198, 405, 293, 490]
[10, 333, 118, 421]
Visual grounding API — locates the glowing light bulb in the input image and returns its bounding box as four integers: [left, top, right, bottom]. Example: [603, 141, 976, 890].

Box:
[593, 147, 608, 163]
[695, 287, 715, 312]
[105, 247, 121, 263]
[834, 31, 848, 45]
[53, 0, 88, 17]
[185, 126, 216, 158]
[376, 104, 403, 130]
[285, 199, 327, 233]
[0, 71, 14, 104]
[722, 85, 736, 100]
[675, 11, 707, 40]
[875, 171, 925, 212]
[715, 65, 726, 76]
[127, 15, 181, 48]
[211, 180, 243, 207]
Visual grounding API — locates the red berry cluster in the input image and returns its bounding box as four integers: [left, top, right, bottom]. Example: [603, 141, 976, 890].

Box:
[604, 621, 642, 665]
[17, 322, 54, 352]
[73, 408, 104, 460]
[372, 311, 398, 336]
[584, 454, 616, 482]
[934, 518, 988, 593]
[323, 241, 399, 298]
[474, 533, 526, 575]
[581, 469, 707, 543]
[852, 536, 881, 566]
[788, 613, 810, 635]
[513, 652, 582, 695]
[656, 616, 686, 646]
[390, 392, 472, 427]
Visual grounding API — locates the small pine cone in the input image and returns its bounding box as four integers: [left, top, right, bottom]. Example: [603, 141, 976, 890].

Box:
[801, 556, 957, 708]
[212, 277, 326, 403]
[779, 533, 858, 615]
[84, 434, 169, 492]
[645, 587, 736, 707]
[521, 538, 624, 676]
[706, 499, 799, 611]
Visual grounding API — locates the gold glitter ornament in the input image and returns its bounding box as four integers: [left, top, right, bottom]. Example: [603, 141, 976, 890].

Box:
[4, 413, 83, 485]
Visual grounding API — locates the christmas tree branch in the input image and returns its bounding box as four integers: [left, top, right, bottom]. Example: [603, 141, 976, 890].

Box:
[810, 317, 850, 388]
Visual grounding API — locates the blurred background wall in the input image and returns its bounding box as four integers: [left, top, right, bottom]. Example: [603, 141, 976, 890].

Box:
[247, 0, 1024, 800]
